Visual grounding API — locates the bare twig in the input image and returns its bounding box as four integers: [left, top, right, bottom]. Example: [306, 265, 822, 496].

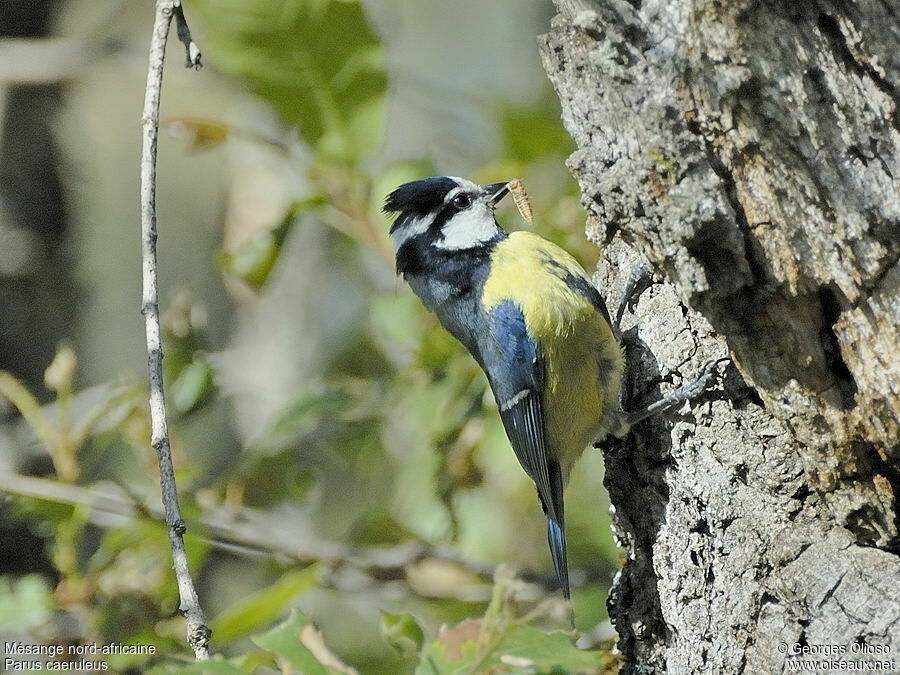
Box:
[140, 0, 208, 660]
[173, 4, 202, 69]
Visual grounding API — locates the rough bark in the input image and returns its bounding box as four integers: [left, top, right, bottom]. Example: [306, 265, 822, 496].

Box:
[539, 0, 900, 672]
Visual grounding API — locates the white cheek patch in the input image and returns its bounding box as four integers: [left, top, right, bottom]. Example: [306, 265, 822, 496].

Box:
[390, 215, 430, 251]
[436, 206, 499, 250]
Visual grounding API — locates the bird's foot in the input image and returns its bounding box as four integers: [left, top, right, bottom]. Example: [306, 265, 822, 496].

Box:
[625, 357, 730, 427]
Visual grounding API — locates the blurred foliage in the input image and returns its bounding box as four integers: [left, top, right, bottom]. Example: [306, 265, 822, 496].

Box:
[414, 567, 616, 675]
[209, 566, 321, 646]
[0, 0, 621, 672]
[0, 575, 53, 631]
[141, 568, 617, 674]
[188, 0, 387, 163]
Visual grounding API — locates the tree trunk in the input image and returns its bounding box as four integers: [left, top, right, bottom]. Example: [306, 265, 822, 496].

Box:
[539, 0, 899, 672]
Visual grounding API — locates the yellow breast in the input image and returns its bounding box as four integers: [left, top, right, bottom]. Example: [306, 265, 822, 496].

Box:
[481, 232, 624, 478]
[482, 232, 597, 337]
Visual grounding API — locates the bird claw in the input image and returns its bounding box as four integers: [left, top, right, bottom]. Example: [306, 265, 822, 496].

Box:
[622, 356, 730, 428]
[681, 356, 730, 398]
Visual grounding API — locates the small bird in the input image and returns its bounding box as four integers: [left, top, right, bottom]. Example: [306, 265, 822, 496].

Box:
[384, 176, 721, 600]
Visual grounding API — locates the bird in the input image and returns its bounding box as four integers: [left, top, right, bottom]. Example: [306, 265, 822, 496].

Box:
[384, 175, 631, 601]
[383, 176, 724, 601]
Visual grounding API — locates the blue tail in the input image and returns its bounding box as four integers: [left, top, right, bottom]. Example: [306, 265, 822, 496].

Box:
[547, 516, 570, 599]
[544, 458, 569, 599]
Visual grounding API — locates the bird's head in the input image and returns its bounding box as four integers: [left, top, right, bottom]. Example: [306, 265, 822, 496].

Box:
[383, 177, 510, 271]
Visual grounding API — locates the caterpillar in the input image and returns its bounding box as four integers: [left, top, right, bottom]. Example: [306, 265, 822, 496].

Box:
[508, 179, 533, 224]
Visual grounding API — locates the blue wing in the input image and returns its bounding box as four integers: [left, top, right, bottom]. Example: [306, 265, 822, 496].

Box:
[483, 300, 570, 599]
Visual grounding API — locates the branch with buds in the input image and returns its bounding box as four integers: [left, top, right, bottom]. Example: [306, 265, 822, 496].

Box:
[140, 0, 207, 660]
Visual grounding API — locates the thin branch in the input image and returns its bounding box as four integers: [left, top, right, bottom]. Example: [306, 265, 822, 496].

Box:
[173, 4, 202, 69]
[140, 0, 209, 660]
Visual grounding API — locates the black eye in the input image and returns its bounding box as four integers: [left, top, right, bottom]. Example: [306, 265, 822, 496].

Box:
[451, 193, 471, 209]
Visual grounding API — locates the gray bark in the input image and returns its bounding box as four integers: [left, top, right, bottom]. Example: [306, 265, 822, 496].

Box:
[539, 0, 900, 673]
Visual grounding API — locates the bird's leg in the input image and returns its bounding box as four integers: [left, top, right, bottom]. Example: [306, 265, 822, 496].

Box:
[614, 261, 654, 332]
[625, 357, 729, 427]
[597, 260, 727, 445]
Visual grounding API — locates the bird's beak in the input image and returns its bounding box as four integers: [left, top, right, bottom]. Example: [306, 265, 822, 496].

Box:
[484, 182, 511, 207]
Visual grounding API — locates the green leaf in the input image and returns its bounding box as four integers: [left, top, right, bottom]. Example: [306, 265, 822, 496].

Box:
[251, 609, 328, 674]
[489, 625, 608, 672]
[415, 619, 480, 675]
[218, 228, 284, 290]
[188, 0, 387, 163]
[232, 649, 280, 672]
[217, 194, 327, 290]
[171, 360, 217, 415]
[417, 620, 609, 675]
[210, 565, 320, 644]
[381, 611, 425, 658]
